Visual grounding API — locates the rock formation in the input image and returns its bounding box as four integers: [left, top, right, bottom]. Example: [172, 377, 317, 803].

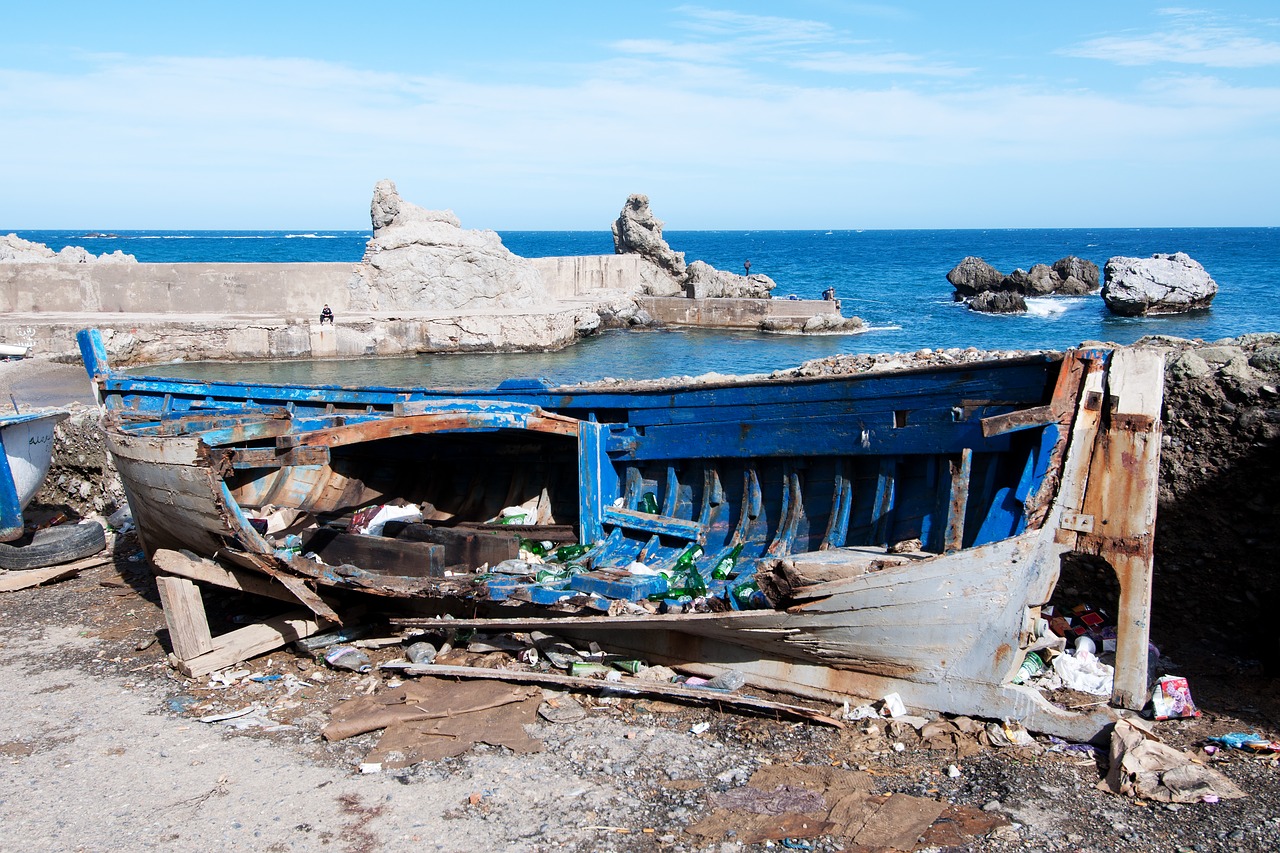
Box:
[947, 255, 1099, 312]
[612, 194, 686, 285]
[0, 233, 135, 264]
[1102, 252, 1217, 316]
[761, 313, 865, 334]
[946, 257, 1005, 297]
[1053, 256, 1100, 294]
[683, 261, 774, 299]
[968, 291, 1027, 314]
[347, 180, 550, 312]
[611, 194, 777, 299]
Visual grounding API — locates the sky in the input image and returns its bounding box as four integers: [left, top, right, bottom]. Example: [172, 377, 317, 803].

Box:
[2, 2, 1278, 229]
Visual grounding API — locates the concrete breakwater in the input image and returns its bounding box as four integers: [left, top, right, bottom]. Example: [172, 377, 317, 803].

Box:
[0, 257, 839, 365]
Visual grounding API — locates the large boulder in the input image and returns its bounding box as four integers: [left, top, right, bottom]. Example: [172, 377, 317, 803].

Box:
[1102, 252, 1217, 316]
[946, 256, 1004, 297]
[0, 233, 135, 264]
[1025, 264, 1061, 295]
[347, 180, 549, 312]
[611, 194, 686, 280]
[683, 260, 776, 299]
[1053, 256, 1099, 294]
[968, 291, 1027, 314]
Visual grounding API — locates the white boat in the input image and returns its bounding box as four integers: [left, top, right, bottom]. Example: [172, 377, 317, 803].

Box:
[0, 411, 69, 541]
[0, 343, 32, 360]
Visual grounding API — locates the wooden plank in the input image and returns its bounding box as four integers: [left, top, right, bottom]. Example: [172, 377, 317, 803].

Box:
[1080, 348, 1165, 710]
[602, 506, 703, 540]
[944, 448, 972, 553]
[215, 549, 344, 623]
[280, 411, 579, 450]
[980, 405, 1056, 437]
[227, 445, 330, 469]
[392, 609, 770, 631]
[0, 555, 111, 592]
[177, 610, 330, 677]
[155, 576, 215, 660]
[154, 548, 313, 606]
[301, 528, 445, 577]
[387, 663, 844, 727]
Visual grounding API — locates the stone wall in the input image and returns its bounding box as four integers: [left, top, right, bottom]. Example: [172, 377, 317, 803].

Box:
[639, 296, 839, 329]
[9, 311, 590, 366]
[529, 255, 654, 299]
[0, 262, 353, 314]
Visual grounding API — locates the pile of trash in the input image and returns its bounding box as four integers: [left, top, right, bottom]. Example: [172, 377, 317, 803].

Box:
[1012, 602, 1201, 722]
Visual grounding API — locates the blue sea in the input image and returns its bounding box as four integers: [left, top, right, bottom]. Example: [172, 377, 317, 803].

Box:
[13, 228, 1278, 387]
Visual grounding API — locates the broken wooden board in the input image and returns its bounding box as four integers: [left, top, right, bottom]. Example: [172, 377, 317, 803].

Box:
[0, 554, 111, 592]
[156, 548, 342, 623]
[153, 573, 333, 677]
[386, 662, 843, 727]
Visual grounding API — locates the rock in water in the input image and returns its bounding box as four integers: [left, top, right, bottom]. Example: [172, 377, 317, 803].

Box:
[683, 260, 775, 299]
[347, 180, 550, 311]
[1102, 252, 1217, 316]
[946, 256, 1004, 297]
[968, 291, 1027, 314]
[1025, 264, 1061, 295]
[1053, 255, 1100, 294]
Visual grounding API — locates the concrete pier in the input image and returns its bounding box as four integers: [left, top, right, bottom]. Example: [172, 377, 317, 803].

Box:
[1, 258, 841, 365]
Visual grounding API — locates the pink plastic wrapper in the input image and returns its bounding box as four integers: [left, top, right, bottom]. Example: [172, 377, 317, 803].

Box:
[1151, 675, 1200, 720]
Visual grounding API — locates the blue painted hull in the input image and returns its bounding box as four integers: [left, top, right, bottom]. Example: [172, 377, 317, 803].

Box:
[78, 328, 1168, 740]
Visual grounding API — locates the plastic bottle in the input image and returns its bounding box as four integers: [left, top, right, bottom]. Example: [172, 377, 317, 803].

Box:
[704, 669, 747, 691]
[324, 646, 372, 673]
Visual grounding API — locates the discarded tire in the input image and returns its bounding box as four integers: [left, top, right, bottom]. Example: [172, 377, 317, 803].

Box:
[0, 522, 106, 571]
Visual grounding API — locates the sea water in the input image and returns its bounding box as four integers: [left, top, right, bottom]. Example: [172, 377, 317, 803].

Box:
[15, 228, 1278, 388]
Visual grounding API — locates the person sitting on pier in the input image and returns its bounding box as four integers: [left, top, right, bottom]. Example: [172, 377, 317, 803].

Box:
[822, 286, 836, 301]
[320, 304, 334, 325]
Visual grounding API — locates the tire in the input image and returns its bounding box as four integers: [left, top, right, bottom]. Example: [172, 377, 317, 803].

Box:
[0, 521, 107, 570]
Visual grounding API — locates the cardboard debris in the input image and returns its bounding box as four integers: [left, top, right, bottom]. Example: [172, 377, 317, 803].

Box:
[688, 763, 974, 849]
[323, 677, 543, 767]
[1099, 718, 1246, 803]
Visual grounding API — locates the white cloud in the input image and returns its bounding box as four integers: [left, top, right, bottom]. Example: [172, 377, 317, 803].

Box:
[1064, 11, 1280, 68]
[1, 27, 1278, 227]
[790, 50, 969, 77]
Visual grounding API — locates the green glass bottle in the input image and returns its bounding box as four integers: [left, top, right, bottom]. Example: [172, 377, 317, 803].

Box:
[638, 492, 660, 514]
[712, 543, 744, 580]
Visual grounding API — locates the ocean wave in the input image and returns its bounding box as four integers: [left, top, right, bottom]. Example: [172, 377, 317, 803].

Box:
[1025, 296, 1087, 318]
[285, 233, 340, 239]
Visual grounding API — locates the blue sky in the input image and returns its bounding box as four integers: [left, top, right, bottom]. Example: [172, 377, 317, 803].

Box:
[2, 2, 1278, 229]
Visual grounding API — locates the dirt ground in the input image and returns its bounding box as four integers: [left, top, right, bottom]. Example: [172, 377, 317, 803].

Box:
[2, 336, 1279, 852]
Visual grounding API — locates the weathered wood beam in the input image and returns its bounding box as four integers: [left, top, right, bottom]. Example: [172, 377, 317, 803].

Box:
[175, 610, 332, 678]
[980, 405, 1056, 437]
[155, 576, 215, 660]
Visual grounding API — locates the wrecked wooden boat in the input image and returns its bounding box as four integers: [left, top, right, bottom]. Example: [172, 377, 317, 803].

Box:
[77, 328, 1164, 740]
